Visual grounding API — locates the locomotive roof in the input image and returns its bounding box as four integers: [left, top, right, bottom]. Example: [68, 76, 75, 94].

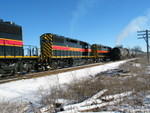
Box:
[0, 19, 21, 28]
[42, 33, 91, 45]
[0, 19, 22, 35]
[92, 44, 111, 48]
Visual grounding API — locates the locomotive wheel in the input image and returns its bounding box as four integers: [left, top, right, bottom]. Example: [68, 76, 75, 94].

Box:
[51, 62, 58, 70]
[19, 61, 33, 72]
[59, 62, 64, 68]
[19, 61, 26, 72]
[10, 69, 16, 75]
[0, 62, 17, 76]
[0, 69, 4, 77]
[25, 62, 31, 72]
[25, 62, 35, 72]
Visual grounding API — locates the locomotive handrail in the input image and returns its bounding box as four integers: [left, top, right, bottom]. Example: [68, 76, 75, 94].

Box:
[23, 45, 38, 57]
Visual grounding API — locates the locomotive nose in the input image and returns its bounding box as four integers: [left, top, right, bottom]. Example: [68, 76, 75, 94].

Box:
[40, 33, 53, 59]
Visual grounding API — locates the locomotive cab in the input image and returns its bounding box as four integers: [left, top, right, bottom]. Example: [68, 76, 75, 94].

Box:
[0, 20, 23, 57]
[91, 44, 111, 62]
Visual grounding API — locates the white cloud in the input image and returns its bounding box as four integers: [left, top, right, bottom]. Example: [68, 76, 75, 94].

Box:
[116, 10, 150, 45]
[70, 0, 98, 34]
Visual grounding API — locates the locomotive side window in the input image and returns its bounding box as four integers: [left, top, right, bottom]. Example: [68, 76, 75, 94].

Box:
[98, 45, 102, 50]
[66, 38, 77, 43]
[66, 38, 78, 47]
[103, 47, 109, 51]
[52, 36, 64, 43]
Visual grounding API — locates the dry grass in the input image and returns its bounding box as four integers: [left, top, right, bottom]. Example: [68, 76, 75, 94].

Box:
[0, 101, 29, 113]
[48, 57, 150, 99]
[40, 57, 150, 111]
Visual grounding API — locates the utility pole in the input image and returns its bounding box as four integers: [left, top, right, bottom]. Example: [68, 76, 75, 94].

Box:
[137, 30, 150, 62]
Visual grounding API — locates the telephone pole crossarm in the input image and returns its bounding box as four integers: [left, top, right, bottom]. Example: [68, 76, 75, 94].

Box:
[137, 30, 150, 62]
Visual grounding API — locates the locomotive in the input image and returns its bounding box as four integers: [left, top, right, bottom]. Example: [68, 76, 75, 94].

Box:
[91, 44, 111, 62]
[0, 19, 38, 75]
[40, 33, 92, 69]
[39, 34, 111, 70]
[0, 19, 140, 76]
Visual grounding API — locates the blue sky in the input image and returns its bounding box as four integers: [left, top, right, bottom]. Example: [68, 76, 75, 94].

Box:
[1, 0, 150, 51]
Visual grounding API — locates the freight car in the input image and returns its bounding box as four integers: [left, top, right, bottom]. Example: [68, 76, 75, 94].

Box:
[110, 46, 144, 61]
[110, 47, 129, 61]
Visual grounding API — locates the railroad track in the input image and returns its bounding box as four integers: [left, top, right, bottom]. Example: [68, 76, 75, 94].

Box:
[0, 62, 107, 84]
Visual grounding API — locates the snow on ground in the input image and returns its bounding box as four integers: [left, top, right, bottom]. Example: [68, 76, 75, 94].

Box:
[0, 60, 128, 104]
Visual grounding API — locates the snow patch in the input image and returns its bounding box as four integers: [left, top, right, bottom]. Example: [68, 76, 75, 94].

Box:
[0, 60, 127, 103]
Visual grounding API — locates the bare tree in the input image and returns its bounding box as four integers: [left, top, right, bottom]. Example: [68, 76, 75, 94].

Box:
[131, 46, 142, 52]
